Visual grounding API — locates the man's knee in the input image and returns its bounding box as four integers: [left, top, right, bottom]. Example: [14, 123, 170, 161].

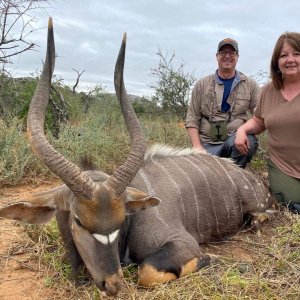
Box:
[247, 135, 258, 156]
[231, 134, 258, 168]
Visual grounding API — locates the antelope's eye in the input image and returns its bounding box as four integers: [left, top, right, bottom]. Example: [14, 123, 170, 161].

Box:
[74, 215, 83, 228]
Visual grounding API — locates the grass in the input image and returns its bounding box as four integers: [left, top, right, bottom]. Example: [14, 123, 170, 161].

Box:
[0, 118, 32, 185]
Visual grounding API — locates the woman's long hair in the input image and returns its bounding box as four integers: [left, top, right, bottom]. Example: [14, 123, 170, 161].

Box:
[270, 32, 300, 90]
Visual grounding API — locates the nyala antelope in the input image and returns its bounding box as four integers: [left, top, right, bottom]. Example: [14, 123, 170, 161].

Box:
[0, 18, 273, 296]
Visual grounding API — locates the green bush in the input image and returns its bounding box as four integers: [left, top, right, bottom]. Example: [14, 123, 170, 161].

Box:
[0, 94, 193, 186]
[0, 118, 55, 186]
[0, 118, 33, 185]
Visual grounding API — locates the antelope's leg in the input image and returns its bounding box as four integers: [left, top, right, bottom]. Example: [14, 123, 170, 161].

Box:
[137, 240, 211, 287]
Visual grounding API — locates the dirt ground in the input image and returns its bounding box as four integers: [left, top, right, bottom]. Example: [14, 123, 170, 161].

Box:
[0, 181, 59, 300]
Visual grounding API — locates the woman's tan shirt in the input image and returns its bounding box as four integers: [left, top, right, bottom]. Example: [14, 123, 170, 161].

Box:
[254, 82, 300, 179]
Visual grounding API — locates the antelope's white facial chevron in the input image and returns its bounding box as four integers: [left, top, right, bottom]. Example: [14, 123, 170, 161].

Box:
[92, 230, 119, 245]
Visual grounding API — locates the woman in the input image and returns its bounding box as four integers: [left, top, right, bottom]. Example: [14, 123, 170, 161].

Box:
[235, 32, 300, 213]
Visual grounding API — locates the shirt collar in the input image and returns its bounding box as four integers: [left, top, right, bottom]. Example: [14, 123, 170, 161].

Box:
[214, 70, 242, 84]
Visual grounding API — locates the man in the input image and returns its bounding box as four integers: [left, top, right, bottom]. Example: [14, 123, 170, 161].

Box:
[185, 38, 259, 168]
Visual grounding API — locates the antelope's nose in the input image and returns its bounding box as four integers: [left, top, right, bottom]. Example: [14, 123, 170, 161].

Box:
[97, 270, 124, 296]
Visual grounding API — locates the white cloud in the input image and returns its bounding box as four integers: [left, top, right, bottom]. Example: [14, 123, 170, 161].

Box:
[80, 42, 98, 54]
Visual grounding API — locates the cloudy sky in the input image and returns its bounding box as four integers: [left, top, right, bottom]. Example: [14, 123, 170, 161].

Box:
[7, 0, 300, 96]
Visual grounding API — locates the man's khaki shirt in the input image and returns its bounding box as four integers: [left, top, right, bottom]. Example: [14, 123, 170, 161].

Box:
[186, 71, 260, 143]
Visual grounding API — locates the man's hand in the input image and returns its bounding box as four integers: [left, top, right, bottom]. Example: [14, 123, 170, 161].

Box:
[187, 127, 207, 153]
[193, 145, 208, 154]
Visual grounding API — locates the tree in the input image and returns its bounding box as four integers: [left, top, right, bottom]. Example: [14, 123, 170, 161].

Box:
[0, 0, 53, 122]
[80, 83, 108, 114]
[0, 0, 50, 66]
[251, 69, 270, 85]
[151, 49, 195, 119]
[72, 68, 85, 95]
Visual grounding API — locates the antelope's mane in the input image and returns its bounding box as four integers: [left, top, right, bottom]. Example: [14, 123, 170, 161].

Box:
[144, 144, 205, 161]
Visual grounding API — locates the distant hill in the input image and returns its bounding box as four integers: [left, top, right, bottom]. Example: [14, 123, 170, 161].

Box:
[127, 93, 145, 102]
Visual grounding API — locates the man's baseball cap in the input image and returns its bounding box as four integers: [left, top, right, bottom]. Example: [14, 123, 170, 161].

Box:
[217, 38, 239, 53]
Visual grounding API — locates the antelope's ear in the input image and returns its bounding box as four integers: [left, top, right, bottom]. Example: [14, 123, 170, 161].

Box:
[124, 187, 161, 215]
[0, 201, 57, 224]
[0, 188, 65, 224]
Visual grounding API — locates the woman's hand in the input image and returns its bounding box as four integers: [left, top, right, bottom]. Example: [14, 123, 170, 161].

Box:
[235, 127, 250, 155]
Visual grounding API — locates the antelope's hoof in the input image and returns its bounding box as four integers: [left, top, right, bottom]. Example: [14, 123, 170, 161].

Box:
[250, 211, 273, 235]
